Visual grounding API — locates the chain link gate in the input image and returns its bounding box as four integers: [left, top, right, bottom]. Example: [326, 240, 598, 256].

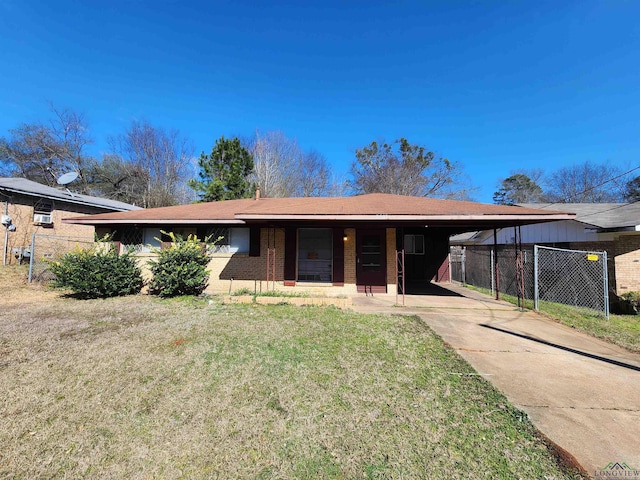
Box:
[28, 233, 95, 282]
[534, 245, 609, 318]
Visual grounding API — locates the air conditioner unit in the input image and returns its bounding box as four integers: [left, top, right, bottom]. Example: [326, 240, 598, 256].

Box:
[33, 213, 53, 225]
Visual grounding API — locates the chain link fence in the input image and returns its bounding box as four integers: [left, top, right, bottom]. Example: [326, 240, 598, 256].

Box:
[450, 247, 465, 286]
[534, 245, 609, 317]
[496, 248, 535, 300]
[451, 246, 533, 298]
[451, 244, 609, 317]
[28, 234, 95, 282]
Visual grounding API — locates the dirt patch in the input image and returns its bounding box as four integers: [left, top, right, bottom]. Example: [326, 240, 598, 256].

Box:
[0, 265, 60, 306]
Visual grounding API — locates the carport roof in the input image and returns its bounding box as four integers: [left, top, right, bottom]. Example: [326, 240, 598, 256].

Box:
[63, 193, 575, 231]
[518, 202, 640, 230]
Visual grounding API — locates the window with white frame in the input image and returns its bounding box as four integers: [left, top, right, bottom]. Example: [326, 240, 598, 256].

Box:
[206, 227, 250, 254]
[404, 234, 425, 255]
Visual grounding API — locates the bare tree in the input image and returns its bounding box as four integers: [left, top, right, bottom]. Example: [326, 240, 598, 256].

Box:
[247, 131, 297, 197]
[246, 130, 337, 197]
[546, 162, 626, 203]
[87, 154, 149, 205]
[349, 138, 473, 199]
[109, 120, 194, 207]
[296, 149, 331, 197]
[0, 105, 95, 192]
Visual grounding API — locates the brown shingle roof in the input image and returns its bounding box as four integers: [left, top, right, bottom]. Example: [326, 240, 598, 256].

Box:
[235, 193, 565, 216]
[64, 193, 574, 226]
[67, 198, 257, 223]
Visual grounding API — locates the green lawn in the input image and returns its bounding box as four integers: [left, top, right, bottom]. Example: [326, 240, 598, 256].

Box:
[0, 290, 583, 479]
[466, 285, 640, 353]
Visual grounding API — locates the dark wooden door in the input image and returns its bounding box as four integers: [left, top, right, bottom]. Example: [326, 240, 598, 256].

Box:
[356, 229, 386, 292]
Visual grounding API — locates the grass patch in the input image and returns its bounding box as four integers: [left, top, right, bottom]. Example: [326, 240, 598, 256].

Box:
[255, 290, 311, 298]
[0, 274, 584, 478]
[466, 285, 640, 353]
[232, 288, 312, 298]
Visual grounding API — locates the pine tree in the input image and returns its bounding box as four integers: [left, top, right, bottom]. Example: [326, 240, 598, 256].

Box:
[189, 136, 254, 202]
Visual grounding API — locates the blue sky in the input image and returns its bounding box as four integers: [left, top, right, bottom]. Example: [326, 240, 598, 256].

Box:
[1, 0, 638, 202]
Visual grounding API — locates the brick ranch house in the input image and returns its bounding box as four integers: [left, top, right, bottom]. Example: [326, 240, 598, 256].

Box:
[64, 193, 573, 295]
[1, 177, 140, 265]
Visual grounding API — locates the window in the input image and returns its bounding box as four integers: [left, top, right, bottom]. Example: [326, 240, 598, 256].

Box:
[297, 228, 332, 282]
[404, 234, 425, 255]
[33, 199, 53, 224]
[118, 227, 145, 252]
[206, 227, 250, 254]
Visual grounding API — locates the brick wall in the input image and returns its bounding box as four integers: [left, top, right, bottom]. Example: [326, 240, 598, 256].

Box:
[344, 228, 356, 284]
[3, 195, 96, 265]
[611, 234, 640, 294]
[156, 226, 388, 296]
[206, 227, 285, 293]
[134, 226, 414, 296]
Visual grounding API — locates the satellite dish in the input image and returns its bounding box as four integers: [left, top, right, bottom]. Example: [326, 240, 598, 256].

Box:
[57, 171, 79, 185]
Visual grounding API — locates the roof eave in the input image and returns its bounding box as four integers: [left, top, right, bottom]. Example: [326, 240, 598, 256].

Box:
[235, 213, 576, 222]
[63, 218, 246, 225]
[2, 186, 135, 212]
[63, 213, 575, 226]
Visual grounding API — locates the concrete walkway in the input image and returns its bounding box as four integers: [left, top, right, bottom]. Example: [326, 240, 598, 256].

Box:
[351, 284, 640, 477]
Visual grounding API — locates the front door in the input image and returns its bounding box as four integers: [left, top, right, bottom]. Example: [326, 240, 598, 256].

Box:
[356, 229, 387, 293]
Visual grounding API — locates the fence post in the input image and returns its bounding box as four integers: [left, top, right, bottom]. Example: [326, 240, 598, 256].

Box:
[461, 247, 466, 285]
[491, 250, 496, 296]
[533, 245, 539, 312]
[603, 250, 609, 319]
[28, 233, 36, 283]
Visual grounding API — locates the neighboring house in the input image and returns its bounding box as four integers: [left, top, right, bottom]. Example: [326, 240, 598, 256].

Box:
[1, 177, 141, 265]
[64, 193, 573, 295]
[451, 202, 640, 295]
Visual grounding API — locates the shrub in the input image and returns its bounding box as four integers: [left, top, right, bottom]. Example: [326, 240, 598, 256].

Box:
[620, 291, 640, 314]
[148, 232, 211, 297]
[50, 245, 143, 299]
[622, 291, 640, 304]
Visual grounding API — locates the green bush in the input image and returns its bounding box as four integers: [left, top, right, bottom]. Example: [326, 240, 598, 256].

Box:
[621, 291, 640, 304]
[620, 291, 640, 314]
[50, 245, 143, 299]
[148, 232, 211, 297]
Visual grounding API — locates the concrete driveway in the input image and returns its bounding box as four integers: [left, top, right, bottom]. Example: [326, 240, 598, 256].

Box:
[351, 283, 640, 477]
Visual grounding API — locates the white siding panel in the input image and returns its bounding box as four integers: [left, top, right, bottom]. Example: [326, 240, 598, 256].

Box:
[475, 220, 593, 245]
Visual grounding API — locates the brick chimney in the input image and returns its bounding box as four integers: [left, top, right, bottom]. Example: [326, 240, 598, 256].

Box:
[255, 188, 261, 200]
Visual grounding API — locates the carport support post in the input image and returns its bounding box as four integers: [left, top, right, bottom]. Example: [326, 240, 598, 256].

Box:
[493, 229, 499, 300]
